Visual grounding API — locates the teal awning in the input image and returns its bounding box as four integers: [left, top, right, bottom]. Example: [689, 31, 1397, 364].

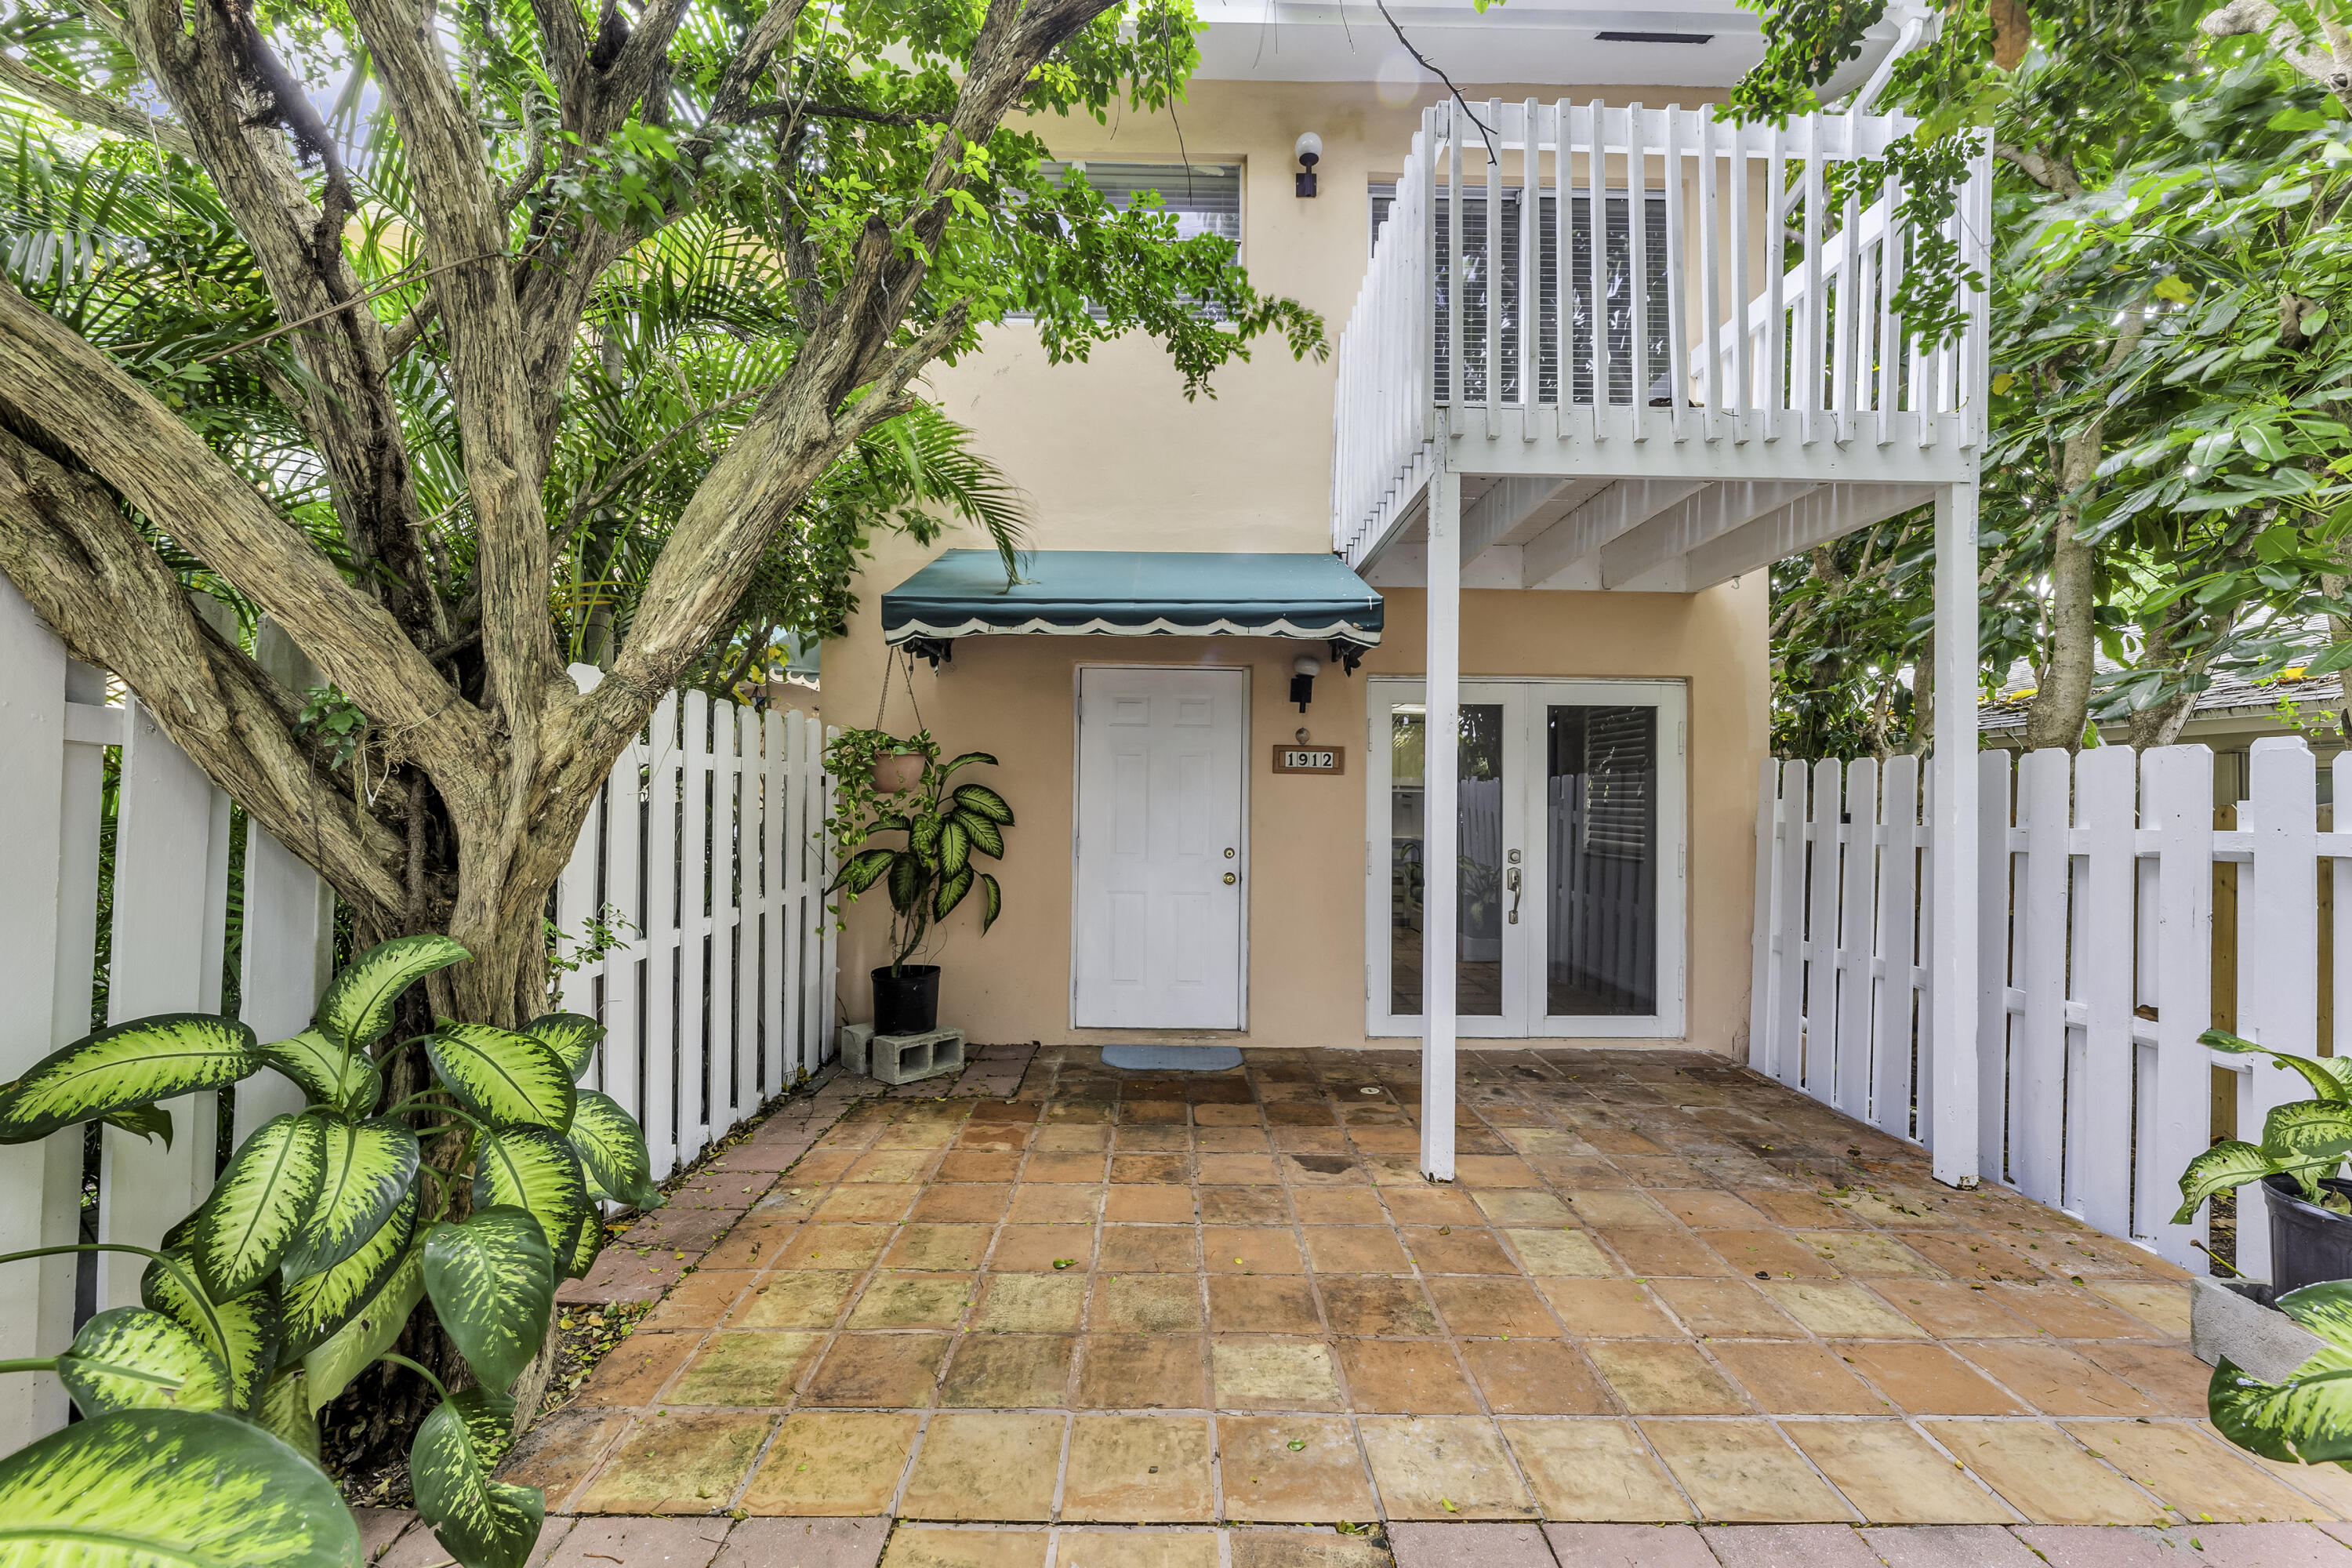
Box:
[881, 550, 1384, 655]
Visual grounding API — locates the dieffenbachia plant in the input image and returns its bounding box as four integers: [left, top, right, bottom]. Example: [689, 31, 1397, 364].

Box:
[2210, 1282, 2352, 1471]
[2175, 1029, 2352, 1225]
[0, 935, 662, 1568]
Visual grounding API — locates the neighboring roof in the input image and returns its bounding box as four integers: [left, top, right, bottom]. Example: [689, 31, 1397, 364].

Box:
[1980, 667, 2345, 735]
[880, 550, 1384, 651]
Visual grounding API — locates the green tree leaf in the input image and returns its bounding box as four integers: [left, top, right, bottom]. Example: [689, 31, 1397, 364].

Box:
[283, 1187, 419, 1366]
[935, 866, 975, 919]
[473, 1124, 590, 1270]
[569, 1088, 660, 1210]
[141, 1251, 281, 1416]
[565, 1207, 604, 1278]
[2263, 1101, 2352, 1171]
[422, 1205, 555, 1392]
[56, 1306, 230, 1418]
[411, 1393, 544, 1568]
[2279, 1281, 2352, 1352]
[0, 1409, 361, 1566]
[428, 1023, 577, 1131]
[302, 1237, 425, 1412]
[524, 1012, 606, 1083]
[316, 934, 470, 1052]
[953, 810, 1004, 858]
[0, 1014, 258, 1143]
[2209, 1351, 2352, 1466]
[939, 816, 971, 877]
[260, 1028, 383, 1118]
[192, 1112, 331, 1301]
[282, 1117, 420, 1280]
[100, 1102, 176, 1146]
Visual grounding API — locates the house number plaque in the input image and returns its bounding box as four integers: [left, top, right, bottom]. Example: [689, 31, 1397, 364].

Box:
[1272, 746, 1345, 775]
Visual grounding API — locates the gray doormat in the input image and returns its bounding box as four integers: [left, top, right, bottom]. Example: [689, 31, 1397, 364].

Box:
[1101, 1044, 1244, 1072]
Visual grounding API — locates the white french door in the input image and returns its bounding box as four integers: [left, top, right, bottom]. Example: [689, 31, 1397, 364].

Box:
[1366, 677, 1686, 1039]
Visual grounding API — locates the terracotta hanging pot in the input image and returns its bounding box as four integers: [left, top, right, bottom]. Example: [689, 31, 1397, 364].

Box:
[872, 751, 924, 795]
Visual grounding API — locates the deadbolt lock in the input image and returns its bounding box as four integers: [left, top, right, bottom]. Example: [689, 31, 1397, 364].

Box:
[1224, 848, 1236, 858]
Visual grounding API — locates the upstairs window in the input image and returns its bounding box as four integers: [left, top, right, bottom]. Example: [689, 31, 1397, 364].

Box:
[1020, 162, 1243, 320]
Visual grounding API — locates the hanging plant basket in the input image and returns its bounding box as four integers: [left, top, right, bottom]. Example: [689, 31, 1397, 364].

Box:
[872, 750, 924, 795]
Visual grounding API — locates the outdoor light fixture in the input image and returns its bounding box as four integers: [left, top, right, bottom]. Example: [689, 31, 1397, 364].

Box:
[1290, 654, 1322, 711]
[1294, 132, 1323, 198]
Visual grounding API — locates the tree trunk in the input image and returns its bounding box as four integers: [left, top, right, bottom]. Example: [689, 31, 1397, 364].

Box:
[2024, 497, 2096, 750]
[1908, 627, 1934, 756]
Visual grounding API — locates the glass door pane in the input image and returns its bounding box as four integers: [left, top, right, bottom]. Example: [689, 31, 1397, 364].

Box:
[1388, 699, 1508, 1017]
[1544, 703, 1658, 1016]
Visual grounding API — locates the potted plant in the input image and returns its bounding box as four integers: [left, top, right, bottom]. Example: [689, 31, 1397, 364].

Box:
[827, 726, 927, 794]
[2176, 1029, 2352, 1294]
[824, 728, 1014, 1035]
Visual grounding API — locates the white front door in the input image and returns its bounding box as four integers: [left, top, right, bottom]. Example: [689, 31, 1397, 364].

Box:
[1367, 677, 1687, 1039]
[1073, 666, 1248, 1029]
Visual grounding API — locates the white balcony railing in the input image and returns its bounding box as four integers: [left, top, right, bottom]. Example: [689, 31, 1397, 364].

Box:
[1330, 99, 1991, 566]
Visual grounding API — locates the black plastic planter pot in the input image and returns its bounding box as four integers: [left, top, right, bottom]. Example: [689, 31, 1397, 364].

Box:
[2263, 1174, 2352, 1295]
[871, 964, 942, 1036]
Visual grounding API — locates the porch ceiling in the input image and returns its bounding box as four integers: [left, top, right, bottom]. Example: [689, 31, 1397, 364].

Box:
[1359, 474, 1936, 593]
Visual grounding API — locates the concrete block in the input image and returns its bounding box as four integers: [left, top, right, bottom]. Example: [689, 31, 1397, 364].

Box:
[840, 1024, 965, 1086]
[2191, 1276, 2329, 1381]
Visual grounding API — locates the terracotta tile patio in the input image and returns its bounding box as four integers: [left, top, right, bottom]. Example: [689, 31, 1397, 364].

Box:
[515, 1044, 2352, 1530]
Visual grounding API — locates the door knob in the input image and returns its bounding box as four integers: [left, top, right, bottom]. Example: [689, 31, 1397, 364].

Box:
[1224, 872, 1237, 885]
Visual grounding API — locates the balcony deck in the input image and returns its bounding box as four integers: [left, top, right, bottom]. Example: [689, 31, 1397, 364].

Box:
[1332, 100, 1990, 591]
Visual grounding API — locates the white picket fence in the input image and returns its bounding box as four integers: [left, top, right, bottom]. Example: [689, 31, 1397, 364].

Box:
[1754, 735, 2343, 1280]
[0, 577, 837, 1446]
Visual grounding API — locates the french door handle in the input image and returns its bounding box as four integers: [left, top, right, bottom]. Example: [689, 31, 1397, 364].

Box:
[1506, 865, 1522, 924]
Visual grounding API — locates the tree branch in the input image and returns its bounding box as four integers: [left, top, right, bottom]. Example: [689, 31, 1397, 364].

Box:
[1994, 141, 2085, 198]
[0, 53, 198, 158]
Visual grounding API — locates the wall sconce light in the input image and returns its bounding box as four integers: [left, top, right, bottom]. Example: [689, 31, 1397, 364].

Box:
[1294, 132, 1323, 198]
[1290, 654, 1322, 711]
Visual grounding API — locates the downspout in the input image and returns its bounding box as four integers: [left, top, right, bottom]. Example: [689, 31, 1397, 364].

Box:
[1846, 2, 1937, 115]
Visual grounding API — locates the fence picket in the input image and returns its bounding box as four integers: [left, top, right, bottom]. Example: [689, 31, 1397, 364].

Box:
[1976, 749, 2013, 1185]
[1835, 757, 1878, 1119]
[1772, 761, 1809, 1088]
[1805, 759, 1842, 1092]
[2013, 747, 2070, 1206]
[1748, 757, 1780, 1079]
[2238, 739, 2319, 1282]
[2071, 745, 2136, 1238]
[1871, 755, 1920, 1139]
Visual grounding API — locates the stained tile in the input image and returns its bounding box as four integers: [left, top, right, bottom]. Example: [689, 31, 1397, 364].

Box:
[1642, 1279, 1792, 1339]
[1196, 1276, 1317, 1336]
[1091, 1275, 1204, 1333]
[641, 1270, 761, 1331]
[497, 1405, 624, 1508]
[940, 1152, 1024, 1183]
[1759, 1281, 1927, 1338]
[939, 1334, 1074, 1408]
[845, 1149, 936, 1184]
[885, 1225, 993, 1272]
[1198, 1227, 1301, 1275]
[801, 1332, 949, 1407]
[849, 1273, 975, 1330]
[1382, 1188, 1484, 1226]
[1302, 1227, 1411, 1273]
[2061, 1420, 2321, 1522]
[1792, 1232, 1939, 1276]
[1919, 1420, 2165, 1525]
[1867, 1281, 2034, 1339]
[1216, 1415, 1377, 1522]
[1227, 1535, 1390, 1568]
[1320, 1276, 1443, 1338]
[992, 1226, 1095, 1272]
[1025, 1152, 1111, 1183]
[2078, 1341, 2215, 1417]
[1639, 1421, 1853, 1523]
[1504, 1229, 1620, 1278]
[1537, 1279, 1676, 1338]
[1602, 1228, 1735, 1278]
[578, 1330, 695, 1405]
[739, 1410, 920, 1515]
[1280, 1154, 1369, 1187]
[1403, 1226, 1517, 1275]
[776, 1224, 894, 1271]
[898, 1412, 1066, 1520]
[1203, 1187, 1291, 1225]
[1098, 1225, 1203, 1273]
[1505, 1419, 1691, 1521]
[1703, 1230, 1842, 1279]
[815, 1185, 921, 1223]
[1339, 1338, 1481, 1413]
[1054, 1531, 1218, 1568]
[578, 1410, 773, 1513]
[1837, 1342, 2024, 1416]
[1105, 1186, 1199, 1224]
[1036, 1125, 1112, 1153]
[1708, 1341, 1886, 1415]
[1357, 1416, 1537, 1519]
[1211, 1338, 1345, 1410]
[1988, 1283, 2157, 1339]
[1772, 1421, 2008, 1526]
[1951, 1341, 2161, 1417]
[1198, 1154, 1281, 1185]
[1461, 1339, 1611, 1414]
[913, 1185, 1014, 1224]
[1007, 1185, 1104, 1225]
[2085, 1279, 2193, 1336]
[1454, 1156, 1541, 1188]
[1076, 1334, 1207, 1409]
[670, 1331, 823, 1404]
[1112, 1153, 1192, 1185]
[1426, 1276, 1561, 1338]
[1658, 1191, 1773, 1229]
[1062, 1415, 1215, 1522]
[879, 1529, 1050, 1568]
[1588, 1341, 1750, 1416]
[973, 1272, 1087, 1333]
[1570, 1191, 1674, 1229]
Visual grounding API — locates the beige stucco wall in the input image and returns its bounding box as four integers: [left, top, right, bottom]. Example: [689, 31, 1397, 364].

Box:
[820, 77, 1768, 1054]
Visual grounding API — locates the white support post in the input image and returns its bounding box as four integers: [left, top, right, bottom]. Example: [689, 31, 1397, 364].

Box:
[1928, 481, 1980, 1187]
[1422, 456, 1461, 1182]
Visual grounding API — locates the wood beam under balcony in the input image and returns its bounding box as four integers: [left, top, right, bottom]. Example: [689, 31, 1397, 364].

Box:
[1597, 481, 1821, 590]
[1519, 479, 1708, 589]
[1681, 483, 1936, 592]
